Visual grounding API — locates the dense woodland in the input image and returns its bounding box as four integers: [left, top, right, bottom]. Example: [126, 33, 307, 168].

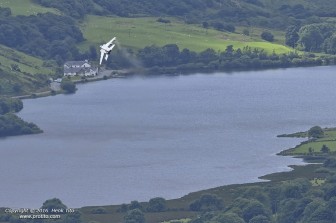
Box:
[0, 113, 42, 137]
[286, 23, 336, 54]
[0, 10, 85, 65]
[31, 0, 333, 29]
[0, 97, 23, 115]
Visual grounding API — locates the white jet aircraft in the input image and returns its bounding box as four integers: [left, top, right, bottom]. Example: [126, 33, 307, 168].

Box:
[99, 37, 116, 65]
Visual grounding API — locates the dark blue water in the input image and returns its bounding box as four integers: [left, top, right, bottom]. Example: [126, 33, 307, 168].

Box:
[2, 66, 336, 208]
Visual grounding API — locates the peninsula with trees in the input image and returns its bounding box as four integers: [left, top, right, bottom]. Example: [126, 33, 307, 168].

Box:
[0, 97, 42, 137]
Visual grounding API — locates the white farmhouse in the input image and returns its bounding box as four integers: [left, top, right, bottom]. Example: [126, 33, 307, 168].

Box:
[64, 60, 98, 77]
[64, 60, 91, 69]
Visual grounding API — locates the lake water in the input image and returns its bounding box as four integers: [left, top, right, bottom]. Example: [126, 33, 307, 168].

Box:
[1, 66, 336, 208]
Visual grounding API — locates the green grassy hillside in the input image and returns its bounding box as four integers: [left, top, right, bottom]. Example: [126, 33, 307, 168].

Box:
[0, 0, 58, 16]
[80, 15, 293, 54]
[0, 45, 52, 74]
[0, 44, 54, 95]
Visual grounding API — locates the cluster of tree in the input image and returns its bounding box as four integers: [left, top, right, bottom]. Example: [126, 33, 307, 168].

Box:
[308, 126, 324, 139]
[261, 31, 274, 42]
[118, 198, 167, 223]
[321, 144, 331, 154]
[213, 2, 270, 25]
[118, 200, 143, 213]
[189, 194, 224, 211]
[278, 4, 312, 19]
[124, 209, 146, 223]
[136, 44, 332, 73]
[118, 197, 167, 213]
[0, 97, 23, 115]
[190, 172, 336, 223]
[147, 197, 167, 212]
[286, 23, 336, 54]
[0, 113, 42, 137]
[0, 10, 86, 64]
[279, 0, 336, 19]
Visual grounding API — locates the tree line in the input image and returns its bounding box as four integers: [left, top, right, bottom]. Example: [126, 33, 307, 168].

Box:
[132, 44, 335, 73]
[286, 23, 336, 54]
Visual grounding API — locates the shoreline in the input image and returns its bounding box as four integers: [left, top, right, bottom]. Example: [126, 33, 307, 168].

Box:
[79, 134, 311, 208]
[77, 139, 316, 223]
[2, 66, 331, 221]
[11, 63, 336, 101]
[14, 68, 318, 197]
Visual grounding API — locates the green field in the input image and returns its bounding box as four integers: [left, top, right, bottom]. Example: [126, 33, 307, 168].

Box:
[280, 128, 336, 155]
[0, 0, 58, 16]
[80, 15, 293, 54]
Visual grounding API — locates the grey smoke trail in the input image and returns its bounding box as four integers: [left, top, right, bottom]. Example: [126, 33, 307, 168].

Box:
[115, 40, 143, 68]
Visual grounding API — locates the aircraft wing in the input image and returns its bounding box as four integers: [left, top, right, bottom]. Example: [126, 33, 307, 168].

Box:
[99, 49, 105, 65]
[106, 37, 116, 47]
[107, 44, 115, 52]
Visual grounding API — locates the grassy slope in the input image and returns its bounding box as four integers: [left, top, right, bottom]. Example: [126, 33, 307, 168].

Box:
[0, 44, 54, 95]
[80, 15, 293, 54]
[0, 0, 58, 16]
[0, 45, 52, 74]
